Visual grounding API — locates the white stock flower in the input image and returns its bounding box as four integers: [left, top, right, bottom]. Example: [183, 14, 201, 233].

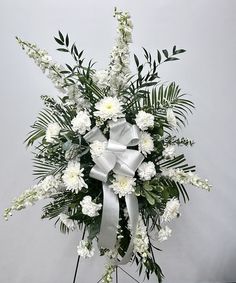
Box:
[71, 111, 91, 135]
[59, 213, 77, 230]
[163, 145, 175, 159]
[94, 97, 124, 122]
[135, 111, 154, 131]
[39, 175, 62, 197]
[45, 122, 61, 143]
[162, 198, 180, 222]
[166, 108, 177, 128]
[80, 196, 102, 217]
[109, 175, 136, 197]
[133, 215, 149, 261]
[157, 226, 172, 242]
[62, 161, 87, 193]
[138, 162, 156, 181]
[163, 168, 212, 191]
[77, 240, 95, 258]
[139, 132, 154, 156]
[90, 140, 107, 160]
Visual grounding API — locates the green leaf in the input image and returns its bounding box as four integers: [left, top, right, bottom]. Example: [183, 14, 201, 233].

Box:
[54, 37, 64, 45]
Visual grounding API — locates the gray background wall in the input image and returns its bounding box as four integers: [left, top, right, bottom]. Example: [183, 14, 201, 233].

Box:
[0, 0, 235, 282]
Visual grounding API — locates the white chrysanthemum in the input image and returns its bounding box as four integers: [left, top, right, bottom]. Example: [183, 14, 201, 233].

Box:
[45, 122, 61, 143]
[139, 132, 154, 156]
[166, 108, 177, 128]
[71, 111, 91, 135]
[135, 111, 154, 131]
[138, 161, 156, 181]
[93, 70, 110, 89]
[90, 140, 107, 160]
[162, 198, 180, 222]
[94, 97, 124, 122]
[163, 145, 175, 159]
[62, 161, 87, 193]
[109, 175, 136, 198]
[133, 215, 149, 261]
[59, 213, 77, 230]
[77, 240, 95, 258]
[157, 226, 172, 242]
[80, 196, 102, 217]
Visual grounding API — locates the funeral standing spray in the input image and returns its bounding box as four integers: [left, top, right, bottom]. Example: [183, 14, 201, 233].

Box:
[4, 8, 211, 283]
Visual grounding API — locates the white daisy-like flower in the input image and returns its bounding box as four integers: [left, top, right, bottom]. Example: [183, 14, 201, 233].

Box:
[90, 140, 107, 161]
[163, 145, 175, 159]
[109, 175, 136, 198]
[157, 226, 172, 242]
[71, 111, 91, 135]
[135, 110, 154, 131]
[161, 198, 180, 222]
[62, 161, 88, 193]
[94, 96, 124, 122]
[139, 132, 154, 156]
[77, 240, 95, 258]
[80, 196, 102, 217]
[166, 108, 177, 128]
[59, 213, 77, 230]
[45, 122, 61, 143]
[138, 161, 156, 181]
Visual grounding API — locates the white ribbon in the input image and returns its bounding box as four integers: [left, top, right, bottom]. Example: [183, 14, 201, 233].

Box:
[84, 118, 144, 264]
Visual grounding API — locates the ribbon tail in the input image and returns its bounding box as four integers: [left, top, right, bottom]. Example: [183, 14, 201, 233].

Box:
[98, 183, 119, 250]
[115, 193, 139, 265]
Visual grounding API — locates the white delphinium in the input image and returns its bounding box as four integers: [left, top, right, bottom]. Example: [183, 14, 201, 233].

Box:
[163, 168, 211, 191]
[163, 145, 175, 159]
[107, 9, 133, 93]
[45, 122, 61, 143]
[94, 96, 124, 122]
[161, 198, 180, 223]
[59, 213, 77, 230]
[16, 37, 67, 93]
[109, 175, 136, 197]
[77, 240, 95, 258]
[71, 111, 91, 135]
[166, 108, 177, 128]
[138, 161, 156, 181]
[4, 175, 62, 220]
[62, 161, 88, 193]
[80, 196, 102, 217]
[101, 264, 115, 283]
[90, 140, 107, 161]
[133, 215, 149, 261]
[135, 111, 154, 131]
[93, 70, 110, 89]
[157, 226, 172, 242]
[139, 132, 154, 156]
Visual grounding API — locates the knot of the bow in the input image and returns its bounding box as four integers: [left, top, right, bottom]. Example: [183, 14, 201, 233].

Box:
[84, 118, 144, 182]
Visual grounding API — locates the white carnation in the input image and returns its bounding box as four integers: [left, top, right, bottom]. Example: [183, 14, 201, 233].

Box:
[59, 213, 77, 230]
[138, 161, 156, 181]
[90, 140, 107, 160]
[94, 96, 124, 122]
[80, 196, 102, 217]
[62, 161, 87, 193]
[93, 70, 109, 89]
[162, 198, 180, 222]
[139, 132, 154, 156]
[45, 122, 61, 143]
[77, 240, 95, 258]
[109, 175, 136, 198]
[71, 111, 91, 135]
[163, 145, 175, 159]
[135, 111, 154, 131]
[157, 226, 172, 242]
[166, 108, 177, 128]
